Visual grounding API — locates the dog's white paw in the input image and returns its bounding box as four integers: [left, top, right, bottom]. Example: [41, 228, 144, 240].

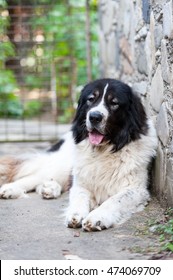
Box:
[0, 184, 27, 199]
[66, 212, 84, 228]
[36, 179, 62, 199]
[66, 206, 90, 229]
[82, 209, 112, 231]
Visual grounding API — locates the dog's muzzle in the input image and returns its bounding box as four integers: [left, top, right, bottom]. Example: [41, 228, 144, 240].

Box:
[86, 110, 107, 145]
[89, 111, 103, 125]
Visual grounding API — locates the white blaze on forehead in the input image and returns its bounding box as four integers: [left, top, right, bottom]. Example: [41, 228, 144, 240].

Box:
[86, 83, 109, 132]
[103, 83, 109, 98]
[89, 83, 109, 116]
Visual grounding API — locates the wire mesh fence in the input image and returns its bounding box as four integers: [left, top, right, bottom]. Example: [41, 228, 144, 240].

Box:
[0, 0, 98, 141]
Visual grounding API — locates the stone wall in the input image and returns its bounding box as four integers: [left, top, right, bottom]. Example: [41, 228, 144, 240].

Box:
[99, 0, 173, 206]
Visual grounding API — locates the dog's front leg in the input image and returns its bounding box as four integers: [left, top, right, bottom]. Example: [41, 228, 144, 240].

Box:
[66, 184, 91, 229]
[82, 186, 150, 231]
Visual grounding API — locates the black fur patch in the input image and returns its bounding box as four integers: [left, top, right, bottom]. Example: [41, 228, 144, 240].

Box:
[72, 78, 148, 152]
[48, 139, 65, 152]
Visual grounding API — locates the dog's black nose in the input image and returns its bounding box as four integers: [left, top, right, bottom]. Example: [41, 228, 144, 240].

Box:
[89, 111, 103, 124]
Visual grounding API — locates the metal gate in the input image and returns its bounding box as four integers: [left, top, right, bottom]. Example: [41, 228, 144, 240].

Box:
[0, 0, 98, 142]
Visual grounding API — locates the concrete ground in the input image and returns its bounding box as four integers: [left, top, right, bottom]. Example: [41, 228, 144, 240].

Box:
[0, 142, 167, 260]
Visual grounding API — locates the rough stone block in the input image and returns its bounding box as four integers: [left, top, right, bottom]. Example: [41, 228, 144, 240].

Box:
[153, 143, 167, 200]
[137, 42, 148, 75]
[152, 0, 166, 4]
[163, 0, 173, 38]
[161, 39, 171, 83]
[107, 32, 116, 66]
[142, 0, 150, 23]
[150, 64, 164, 112]
[156, 102, 170, 146]
[135, 1, 144, 32]
[166, 159, 173, 206]
[102, 0, 117, 35]
[99, 29, 107, 65]
[135, 26, 148, 41]
[106, 67, 117, 79]
[133, 81, 148, 96]
[145, 31, 152, 79]
[122, 59, 133, 75]
[154, 24, 163, 49]
[170, 139, 173, 153]
[120, 37, 132, 63]
[149, 11, 156, 67]
[115, 33, 120, 70]
[123, 2, 131, 38]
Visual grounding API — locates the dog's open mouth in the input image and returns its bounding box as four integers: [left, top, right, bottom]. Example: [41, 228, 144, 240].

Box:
[88, 130, 104, 145]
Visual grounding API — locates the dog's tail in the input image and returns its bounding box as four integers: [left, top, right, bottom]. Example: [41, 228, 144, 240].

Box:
[0, 156, 23, 186]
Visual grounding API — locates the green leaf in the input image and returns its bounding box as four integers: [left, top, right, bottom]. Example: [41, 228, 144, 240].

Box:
[165, 242, 173, 252]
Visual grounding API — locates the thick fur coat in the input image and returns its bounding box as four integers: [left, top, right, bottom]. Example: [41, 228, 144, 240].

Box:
[0, 79, 157, 231]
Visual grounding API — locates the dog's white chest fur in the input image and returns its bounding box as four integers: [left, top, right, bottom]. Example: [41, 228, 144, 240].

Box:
[74, 140, 142, 206]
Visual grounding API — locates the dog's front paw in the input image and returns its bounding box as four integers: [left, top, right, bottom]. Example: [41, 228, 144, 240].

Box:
[82, 210, 112, 231]
[0, 184, 27, 199]
[66, 206, 90, 229]
[37, 179, 61, 199]
[66, 213, 84, 229]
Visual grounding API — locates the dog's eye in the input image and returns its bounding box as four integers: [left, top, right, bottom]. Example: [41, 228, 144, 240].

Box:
[110, 99, 119, 109]
[87, 95, 95, 105]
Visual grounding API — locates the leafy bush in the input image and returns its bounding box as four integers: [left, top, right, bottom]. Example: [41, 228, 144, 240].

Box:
[0, 1, 23, 117]
[23, 100, 43, 118]
[0, 70, 23, 117]
[0, 0, 99, 121]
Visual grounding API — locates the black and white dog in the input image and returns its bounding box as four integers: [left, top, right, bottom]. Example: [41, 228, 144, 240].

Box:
[0, 79, 157, 231]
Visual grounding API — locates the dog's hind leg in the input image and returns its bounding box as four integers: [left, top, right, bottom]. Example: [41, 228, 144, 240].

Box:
[36, 179, 62, 199]
[0, 157, 22, 186]
[0, 174, 41, 199]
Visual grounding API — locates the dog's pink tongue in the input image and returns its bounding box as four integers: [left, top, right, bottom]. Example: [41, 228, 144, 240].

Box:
[89, 132, 104, 145]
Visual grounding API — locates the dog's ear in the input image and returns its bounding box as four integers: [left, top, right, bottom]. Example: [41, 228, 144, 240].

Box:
[72, 86, 87, 123]
[73, 83, 89, 116]
[110, 91, 148, 152]
[72, 86, 88, 144]
[111, 127, 131, 152]
[128, 92, 148, 139]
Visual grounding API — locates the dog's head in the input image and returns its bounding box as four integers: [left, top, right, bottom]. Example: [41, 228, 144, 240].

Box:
[72, 79, 148, 152]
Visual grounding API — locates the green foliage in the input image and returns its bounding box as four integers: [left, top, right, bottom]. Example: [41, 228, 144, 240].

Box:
[24, 74, 47, 90]
[0, 41, 15, 62]
[0, 1, 23, 117]
[0, 97, 23, 117]
[23, 100, 42, 118]
[0, 0, 7, 8]
[29, 0, 99, 83]
[0, 0, 99, 121]
[155, 208, 173, 253]
[58, 106, 75, 124]
[0, 70, 22, 118]
[26, 0, 99, 122]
